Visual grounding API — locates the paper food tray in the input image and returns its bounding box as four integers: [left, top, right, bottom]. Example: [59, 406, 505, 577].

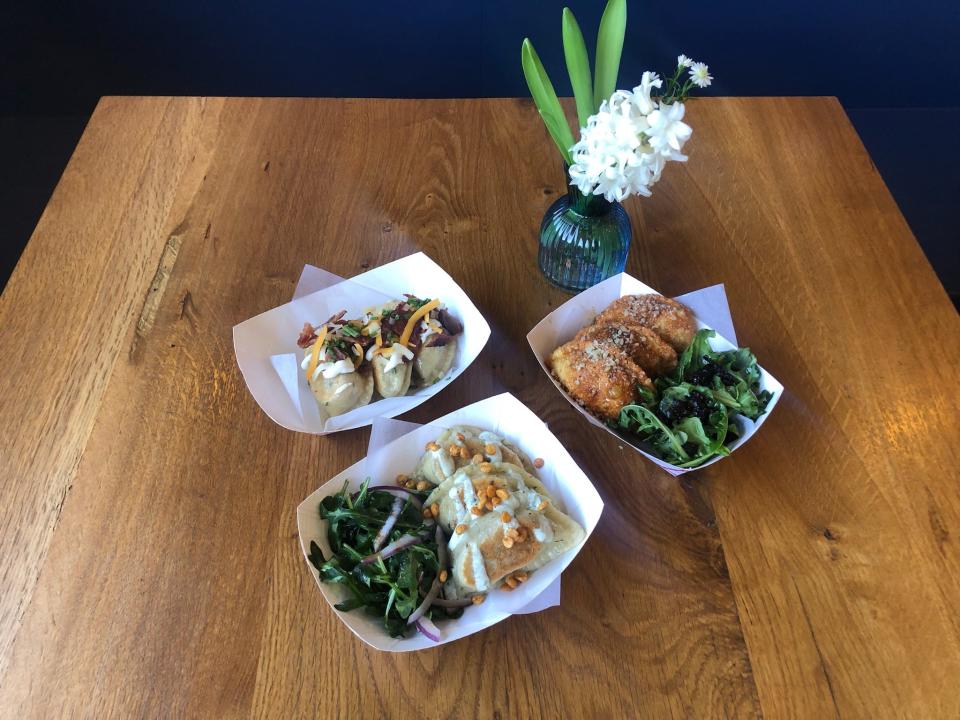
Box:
[296, 393, 604, 651]
[526, 274, 783, 475]
[233, 252, 491, 434]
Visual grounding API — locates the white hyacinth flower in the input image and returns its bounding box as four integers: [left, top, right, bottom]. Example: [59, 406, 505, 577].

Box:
[689, 62, 713, 88]
[645, 101, 692, 155]
[567, 79, 694, 203]
[633, 71, 662, 115]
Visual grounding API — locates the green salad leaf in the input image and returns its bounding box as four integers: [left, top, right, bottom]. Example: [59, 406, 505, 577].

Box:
[617, 329, 771, 467]
[307, 479, 460, 638]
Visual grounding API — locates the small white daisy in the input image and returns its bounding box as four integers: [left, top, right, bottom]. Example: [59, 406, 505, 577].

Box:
[677, 54, 693, 68]
[689, 62, 713, 88]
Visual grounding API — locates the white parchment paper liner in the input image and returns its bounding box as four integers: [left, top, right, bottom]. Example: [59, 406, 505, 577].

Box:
[526, 274, 784, 476]
[296, 393, 604, 652]
[233, 252, 491, 434]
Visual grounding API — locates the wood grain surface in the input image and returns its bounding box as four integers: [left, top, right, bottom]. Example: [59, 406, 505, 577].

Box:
[0, 97, 957, 719]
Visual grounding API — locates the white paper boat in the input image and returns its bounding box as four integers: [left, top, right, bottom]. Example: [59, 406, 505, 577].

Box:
[526, 274, 784, 475]
[296, 393, 604, 651]
[233, 252, 491, 434]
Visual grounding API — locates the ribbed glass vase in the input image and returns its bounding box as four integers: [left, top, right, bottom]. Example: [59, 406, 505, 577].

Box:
[537, 184, 632, 293]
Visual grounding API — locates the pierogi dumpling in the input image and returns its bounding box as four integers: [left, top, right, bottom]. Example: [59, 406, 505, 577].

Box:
[412, 338, 457, 387]
[424, 461, 585, 596]
[371, 352, 413, 397]
[308, 367, 374, 417]
[414, 425, 535, 486]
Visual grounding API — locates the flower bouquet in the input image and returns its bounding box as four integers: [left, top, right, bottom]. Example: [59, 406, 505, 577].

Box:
[522, 0, 712, 292]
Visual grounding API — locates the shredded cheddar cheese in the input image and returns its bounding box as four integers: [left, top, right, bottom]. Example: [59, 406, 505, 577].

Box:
[399, 299, 440, 347]
[305, 325, 328, 382]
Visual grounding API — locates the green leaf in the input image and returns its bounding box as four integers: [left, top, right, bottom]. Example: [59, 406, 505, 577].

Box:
[307, 541, 326, 572]
[674, 405, 731, 468]
[334, 596, 368, 612]
[617, 404, 689, 464]
[562, 8, 593, 129]
[521, 38, 575, 164]
[593, 0, 626, 110]
[673, 328, 716, 382]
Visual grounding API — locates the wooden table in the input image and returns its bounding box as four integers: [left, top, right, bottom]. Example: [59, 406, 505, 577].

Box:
[1, 97, 958, 718]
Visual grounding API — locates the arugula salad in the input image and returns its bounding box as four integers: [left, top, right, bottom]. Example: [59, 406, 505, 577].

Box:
[307, 479, 467, 640]
[616, 329, 773, 468]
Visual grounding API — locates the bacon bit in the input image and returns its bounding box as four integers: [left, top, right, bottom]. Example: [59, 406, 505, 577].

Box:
[437, 308, 463, 335]
[297, 322, 317, 348]
[424, 333, 454, 348]
[325, 310, 347, 326]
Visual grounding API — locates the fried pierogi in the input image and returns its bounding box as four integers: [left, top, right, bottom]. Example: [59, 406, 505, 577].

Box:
[574, 321, 677, 377]
[548, 337, 654, 420]
[594, 294, 696, 352]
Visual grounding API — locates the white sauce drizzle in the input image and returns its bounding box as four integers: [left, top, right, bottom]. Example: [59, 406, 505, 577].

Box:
[470, 545, 490, 591]
[381, 344, 413, 373]
[478, 430, 504, 463]
[419, 317, 442, 343]
[312, 358, 355, 381]
[433, 447, 456, 478]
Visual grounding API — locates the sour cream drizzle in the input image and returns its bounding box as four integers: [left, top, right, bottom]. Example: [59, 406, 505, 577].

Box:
[381, 344, 413, 373]
[470, 545, 490, 591]
[301, 348, 356, 381]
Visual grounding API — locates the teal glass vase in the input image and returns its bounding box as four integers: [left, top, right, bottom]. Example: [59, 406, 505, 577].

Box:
[537, 184, 632, 292]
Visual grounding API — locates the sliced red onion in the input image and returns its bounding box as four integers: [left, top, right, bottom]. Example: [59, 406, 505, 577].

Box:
[367, 485, 423, 510]
[432, 597, 472, 608]
[361, 533, 421, 564]
[415, 615, 441, 642]
[372, 496, 403, 552]
[407, 577, 442, 625]
[435, 526, 448, 569]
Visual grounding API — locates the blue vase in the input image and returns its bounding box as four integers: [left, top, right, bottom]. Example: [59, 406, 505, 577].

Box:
[537, 184, 632, 293]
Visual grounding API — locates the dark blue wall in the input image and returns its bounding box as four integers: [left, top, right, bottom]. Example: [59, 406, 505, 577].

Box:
[1, 0, 958, 297]
[4, 0, 959, 113]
